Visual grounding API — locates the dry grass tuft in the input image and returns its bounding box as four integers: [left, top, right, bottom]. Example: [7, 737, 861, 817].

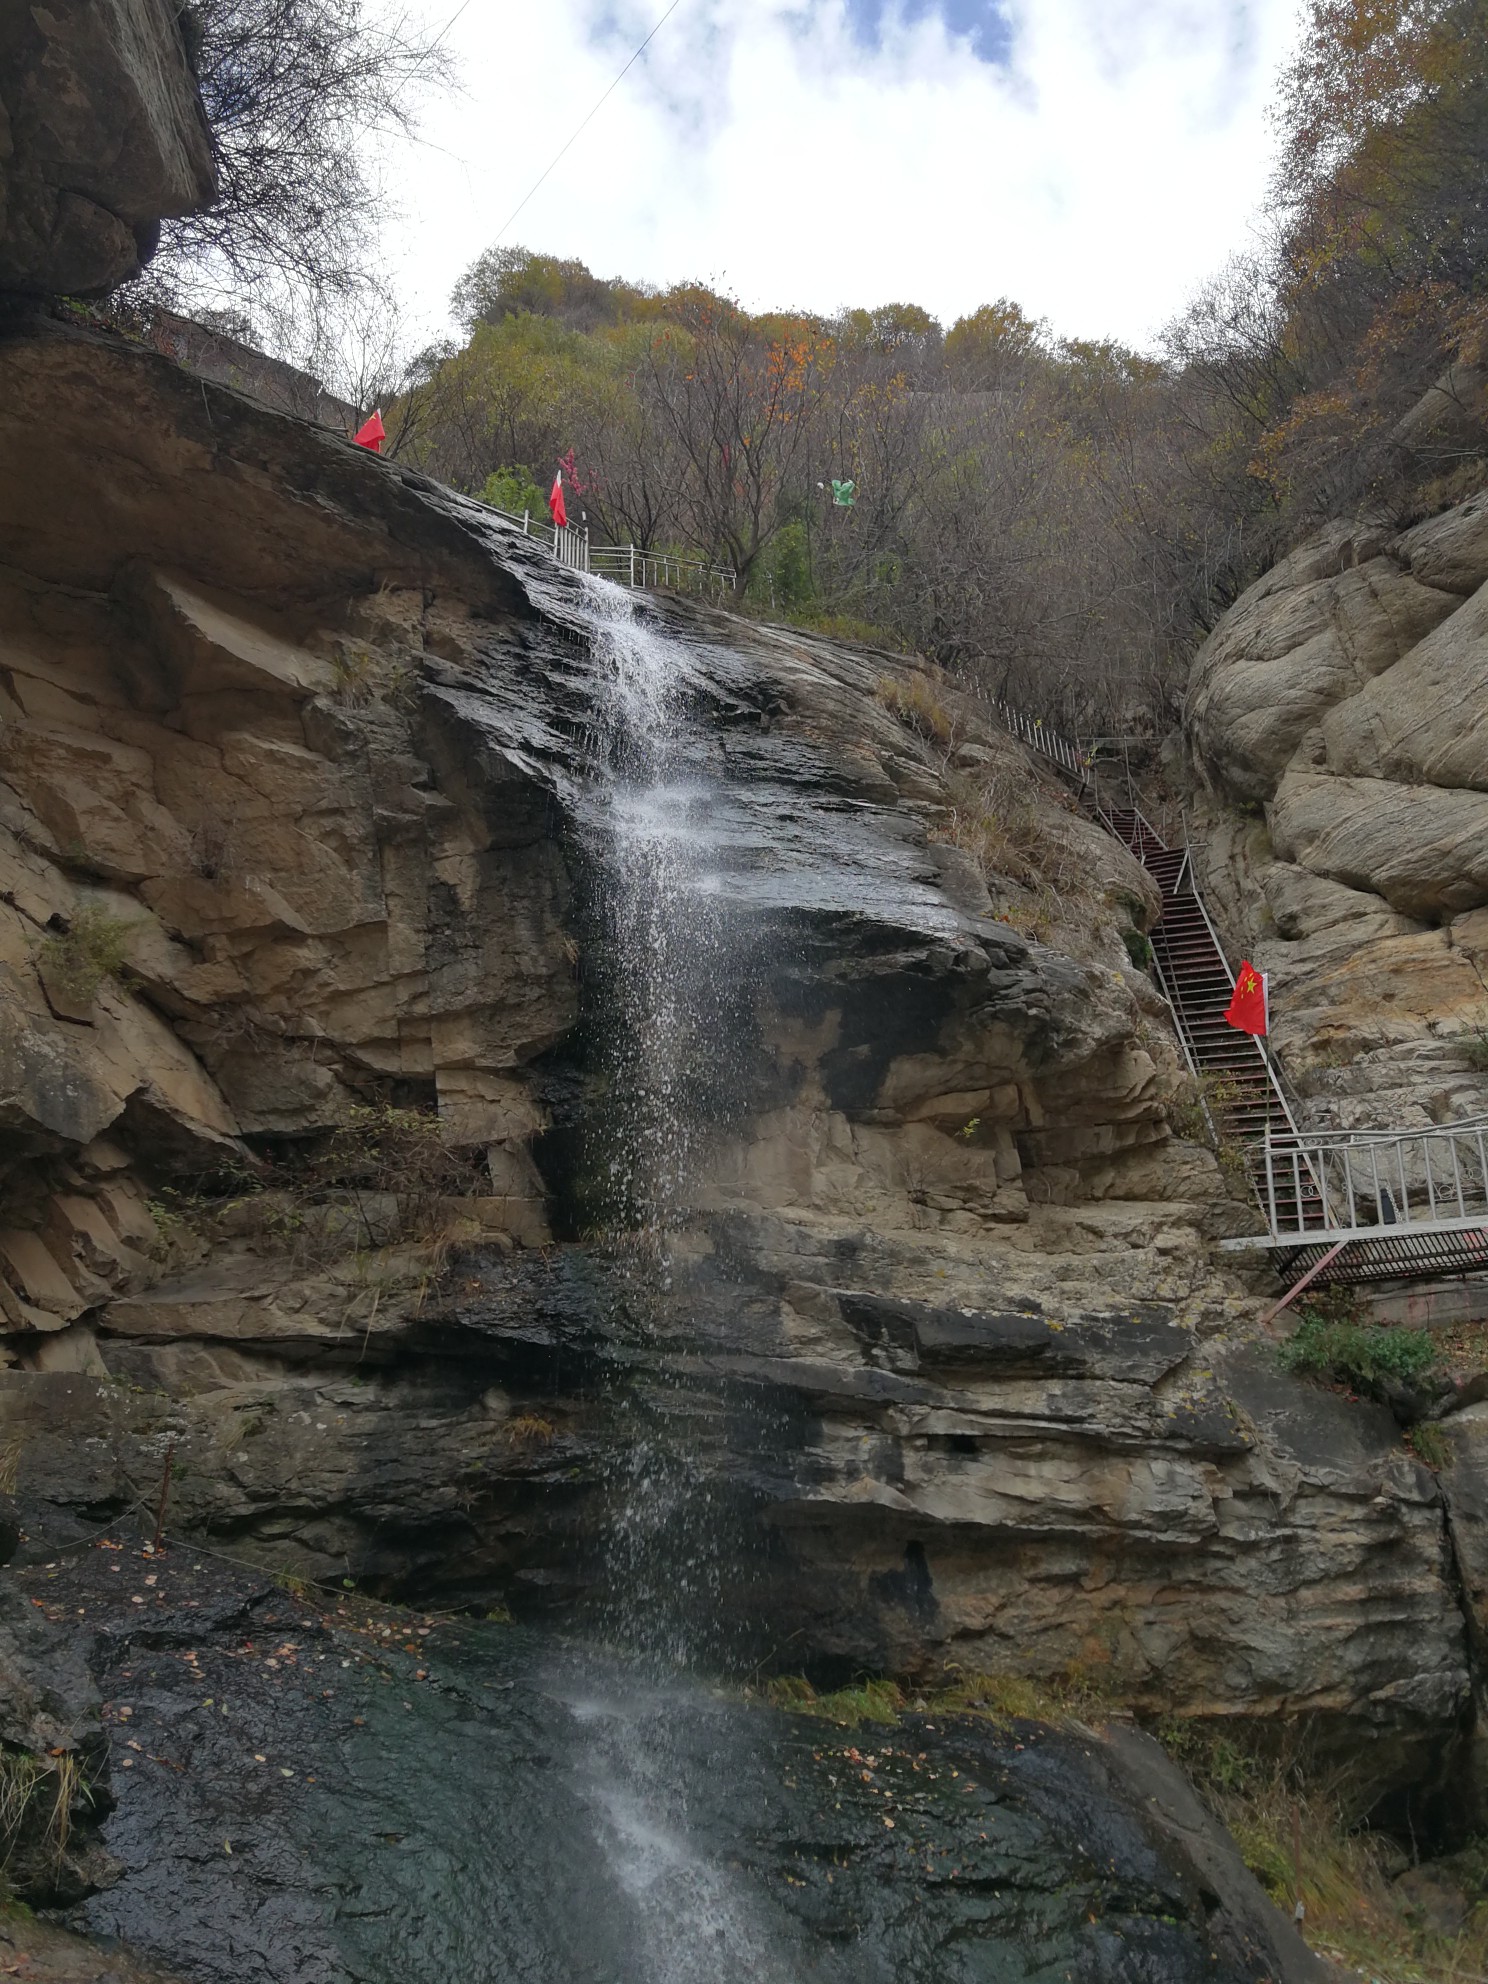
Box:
[0, 1750, 89, 1874]
[504, 1413, 557, 1449]
[1160, 1729, 1488, 1984]
[874, 672, 962, 752]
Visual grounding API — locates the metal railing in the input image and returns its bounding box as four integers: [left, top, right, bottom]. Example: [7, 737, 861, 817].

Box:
[1255, 1122, 1488, 1244]
[475, 499, 736, 594]
[589, 544, 737, 596]
[999, 694, 1488, 1288]
[995, 702, 1089, 785]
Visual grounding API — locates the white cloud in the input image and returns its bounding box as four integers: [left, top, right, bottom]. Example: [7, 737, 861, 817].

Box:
[380, 0, 1301, 350]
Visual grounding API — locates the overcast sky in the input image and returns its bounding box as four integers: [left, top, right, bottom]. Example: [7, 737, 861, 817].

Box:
[382, 0, 1303, 351]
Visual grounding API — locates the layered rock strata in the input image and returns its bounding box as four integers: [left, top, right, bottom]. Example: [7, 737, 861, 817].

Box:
[1186, 500, 1488, 1134]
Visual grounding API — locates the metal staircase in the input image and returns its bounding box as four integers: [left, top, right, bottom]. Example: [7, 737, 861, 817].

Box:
[995, 703, 1488, 1291]
[1099, 808, 1296, 1143]
[1098, 804, 1322, 1236]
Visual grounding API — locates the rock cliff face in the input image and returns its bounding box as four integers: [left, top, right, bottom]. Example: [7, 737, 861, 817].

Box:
[0, 0, 214, 298]
[0, 317, 1482, 1832]
[1186, 500, 1488, 1135]
[1184, 485, 1488, 1768]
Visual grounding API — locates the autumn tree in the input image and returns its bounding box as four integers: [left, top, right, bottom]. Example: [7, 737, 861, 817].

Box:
[450, 246, 656, 336]
[637, 290, 833, 578]
[944, 300, 1048, 394]
[1247, 0, 1488, 512]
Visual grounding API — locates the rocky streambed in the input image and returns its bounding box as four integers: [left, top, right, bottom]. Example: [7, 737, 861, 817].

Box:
[0, 1518, 1318, 1984]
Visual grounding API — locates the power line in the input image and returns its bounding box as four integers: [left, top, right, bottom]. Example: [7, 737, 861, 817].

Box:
[429, 0, 475, 50]
[491, 0, 687, 245]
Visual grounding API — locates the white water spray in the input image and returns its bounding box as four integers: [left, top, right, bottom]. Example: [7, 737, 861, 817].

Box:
[556, 580, 800, 1980]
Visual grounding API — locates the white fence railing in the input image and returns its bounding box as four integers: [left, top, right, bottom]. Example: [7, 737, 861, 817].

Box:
[589, 544, 736, 595]
[1256, 1122, 1488, 1244]
[995, 702, 1089, 783]
[477, 500, 736, 595]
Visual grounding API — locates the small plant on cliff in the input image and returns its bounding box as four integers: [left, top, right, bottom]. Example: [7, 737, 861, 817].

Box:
[298, 1102, 484, 1242]
[874, 673, 960, 753]
[1407, 1421, 1453, 1471]
[504, 1413, 557, 1449]
[36, 907, 137, 1004]
[1462, 1027, 1488, 1073]
[1281, 1299, 1440, 1394]
[1121, 927, 1154, 970]
[331, 642, 379, 705]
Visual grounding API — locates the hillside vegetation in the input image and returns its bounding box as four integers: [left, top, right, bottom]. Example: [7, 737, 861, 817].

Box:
[381, 0, 1488, 740]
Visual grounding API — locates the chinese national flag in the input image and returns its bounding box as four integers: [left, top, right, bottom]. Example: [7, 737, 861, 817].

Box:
[353, 409, 385, 452]
[1225, 960, 1269, 1036]
[548, 470, 567, 529]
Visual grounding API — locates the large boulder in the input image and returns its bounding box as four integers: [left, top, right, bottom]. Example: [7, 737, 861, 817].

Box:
[1186, 486, 1488, 1132]
[0, 0, 215, 297]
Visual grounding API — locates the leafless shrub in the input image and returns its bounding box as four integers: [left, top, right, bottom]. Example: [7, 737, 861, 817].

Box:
[136, 0, 453, 322]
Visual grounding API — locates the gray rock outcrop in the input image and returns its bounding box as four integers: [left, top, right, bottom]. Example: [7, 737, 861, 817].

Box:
[1186, 491, 1488, 1134]
[0, 0, 215, 297]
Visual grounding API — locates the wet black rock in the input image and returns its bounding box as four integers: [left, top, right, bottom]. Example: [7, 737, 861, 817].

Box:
[7, 1535, 1323, 1984]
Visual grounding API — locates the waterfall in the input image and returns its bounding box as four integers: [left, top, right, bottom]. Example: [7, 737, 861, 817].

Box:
[553, 577, 803, 1982]
[583, 575, 721, 1241]
[567, 575, 751, 1667]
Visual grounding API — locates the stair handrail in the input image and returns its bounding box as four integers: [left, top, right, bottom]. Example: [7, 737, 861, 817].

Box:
[1259, 1119, 1488, 1244]
[471, 496, 737, 594]
[994, 701, 1090, 787]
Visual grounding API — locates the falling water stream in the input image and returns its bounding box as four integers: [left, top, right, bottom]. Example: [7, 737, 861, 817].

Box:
[558, 577, 801, 1981]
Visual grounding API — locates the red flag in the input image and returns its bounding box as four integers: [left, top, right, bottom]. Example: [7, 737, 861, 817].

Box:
[1224, 960, 1269, 1036]
[353, 409, 386, 452]
[548, 469, 567, 529]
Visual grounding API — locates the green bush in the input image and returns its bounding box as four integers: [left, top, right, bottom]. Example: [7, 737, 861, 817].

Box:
[770, 521, 814, 608]
[480, 465, 549, 519]
[37, 906, 136, 1003]
[1281, 1311, 1439, 1390]
[1121, 927, 1154, 969]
